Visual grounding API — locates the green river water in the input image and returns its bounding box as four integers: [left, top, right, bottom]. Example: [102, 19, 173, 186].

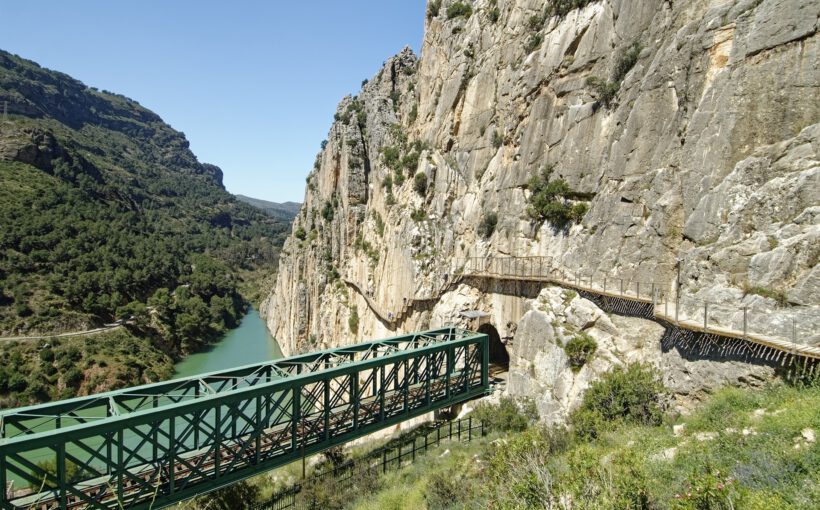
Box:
[4, 308, 284, 489]
[173, 307, 283, 378]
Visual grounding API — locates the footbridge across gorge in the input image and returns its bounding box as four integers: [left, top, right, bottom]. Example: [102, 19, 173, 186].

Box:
[0, 328, 489, 510]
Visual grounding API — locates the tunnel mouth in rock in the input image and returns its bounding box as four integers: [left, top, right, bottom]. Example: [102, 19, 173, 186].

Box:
[478, 323, 509, 375]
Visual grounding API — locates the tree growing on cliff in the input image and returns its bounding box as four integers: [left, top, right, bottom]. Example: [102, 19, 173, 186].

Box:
[413, 171, 428, 195]
[526, 166, 589, 231]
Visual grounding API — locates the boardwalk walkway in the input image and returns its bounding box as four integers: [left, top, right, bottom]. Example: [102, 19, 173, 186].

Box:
[344, 274, 463, 327]
[460, 256, 820, 361]
[345, 256, 819, 363]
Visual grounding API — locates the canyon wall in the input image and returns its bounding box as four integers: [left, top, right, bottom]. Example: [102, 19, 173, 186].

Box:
[262, 0, 818, 407]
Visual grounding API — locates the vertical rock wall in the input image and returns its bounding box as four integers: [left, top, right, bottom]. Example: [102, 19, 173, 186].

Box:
[262, 0, 819, 357]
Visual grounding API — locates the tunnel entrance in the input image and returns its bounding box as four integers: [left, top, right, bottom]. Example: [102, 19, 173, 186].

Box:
[478, 323, 509, 373]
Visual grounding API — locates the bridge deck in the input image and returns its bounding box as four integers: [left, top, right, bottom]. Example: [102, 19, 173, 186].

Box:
[0, 328, 490, 510]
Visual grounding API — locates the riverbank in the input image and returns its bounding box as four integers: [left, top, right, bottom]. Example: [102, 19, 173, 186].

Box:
[173, 307, 283, 378]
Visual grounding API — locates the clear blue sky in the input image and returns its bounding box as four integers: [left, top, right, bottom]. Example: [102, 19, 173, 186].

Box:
[0, 1, 426, 203]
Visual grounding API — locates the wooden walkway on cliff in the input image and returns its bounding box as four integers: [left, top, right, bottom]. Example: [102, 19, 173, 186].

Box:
[459, 256, 820, 363]
[345, 256, 819, 367]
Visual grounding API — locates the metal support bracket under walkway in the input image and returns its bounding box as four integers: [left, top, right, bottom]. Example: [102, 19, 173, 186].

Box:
[0, 328, 489, 510]
[458, 256, 820, 364]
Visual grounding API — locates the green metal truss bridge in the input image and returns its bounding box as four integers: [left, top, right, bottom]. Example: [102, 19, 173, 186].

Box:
[0, 327, 489, 510]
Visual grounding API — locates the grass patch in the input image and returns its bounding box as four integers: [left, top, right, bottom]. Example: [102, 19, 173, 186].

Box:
[336, 381, 819, 509]
[743, 284, 789, 305]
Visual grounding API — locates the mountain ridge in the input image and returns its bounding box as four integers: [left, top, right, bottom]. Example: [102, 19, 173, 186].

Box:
[235, 194, 301, 221]
[0, 48, 287, 405]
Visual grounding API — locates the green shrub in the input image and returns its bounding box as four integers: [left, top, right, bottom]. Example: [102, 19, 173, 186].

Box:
[382, 174, 393, 193]
[410, 208, 427, 222]
[195, 480, 260, 510]
[613, 42, 642, 83]
[425, 469, 466, 509]
[348, 306, 359, 333]
[586, 41, 642, 109]
[488, 3, 500, 23]
[428, 0, 442, 18]
[409, 103, 418, 123]
[321, 200, 334, 222]
[472, 396, 538, 432]
[63, 367, 84, 389]
[294, 226, 307, 241]
[393, 169, 405, 186]
[8, 373, 27, 392]
[526, 166, 591, 230]
[586, 76, 620, 108]
[492, 130, 503, 148]
[563, 332, 597, 371]
[447, 2, 473, 19]
[39, 348, 55, 362]
[381, 146, 401, 169]
[525, 34, 543, 53]
[401, 151, 420, 175]
[570, 202, 589, 223]
[478, 211, 498, 238]
[372, 211, 385, 236]
[570, 362, 665, 440]
[413, 171, 428, 195]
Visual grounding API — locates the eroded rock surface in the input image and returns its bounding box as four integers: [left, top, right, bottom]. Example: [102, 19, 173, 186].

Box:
[262, 0, 819, 377]
[507, 288, 775, 423]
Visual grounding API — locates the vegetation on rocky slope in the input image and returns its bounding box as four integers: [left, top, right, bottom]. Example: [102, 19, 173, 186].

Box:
[0, 50, 290, 405]
[348, 379, 818, 509]
[191, 368, 818, 509]
[526, 165, 590, 230]
[0, 329, 174, 407]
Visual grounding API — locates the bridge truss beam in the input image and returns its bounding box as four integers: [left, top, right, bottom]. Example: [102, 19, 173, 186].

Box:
[0, 327, 489, 510]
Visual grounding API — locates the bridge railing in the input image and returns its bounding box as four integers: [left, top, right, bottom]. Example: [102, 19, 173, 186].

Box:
[0, 328, 490, 510]
[455, 256, 820, 357]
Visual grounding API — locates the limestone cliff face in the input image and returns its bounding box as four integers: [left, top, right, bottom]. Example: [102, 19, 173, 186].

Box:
[262, 0, 819, 359]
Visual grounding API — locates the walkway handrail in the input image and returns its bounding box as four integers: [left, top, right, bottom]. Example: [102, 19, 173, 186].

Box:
[456, 256, 820, 361]
[345, 272, 465, 327]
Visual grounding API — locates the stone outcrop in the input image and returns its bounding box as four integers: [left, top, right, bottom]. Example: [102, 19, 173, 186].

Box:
[262, 0, 819, 410]
[507, 287, 775, 423]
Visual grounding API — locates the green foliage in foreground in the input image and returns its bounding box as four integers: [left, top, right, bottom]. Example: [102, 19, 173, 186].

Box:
[190, 378, 819, 510]
[472, 395, 538, 433]
[340, 382, 819, 510]
[570, 362, 665, 440]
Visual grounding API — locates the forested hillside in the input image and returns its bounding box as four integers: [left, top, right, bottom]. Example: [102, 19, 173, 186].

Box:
[0, 49, 289, 406]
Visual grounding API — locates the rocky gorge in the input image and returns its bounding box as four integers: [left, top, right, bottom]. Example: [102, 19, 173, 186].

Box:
[262, 0, 819, 417]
